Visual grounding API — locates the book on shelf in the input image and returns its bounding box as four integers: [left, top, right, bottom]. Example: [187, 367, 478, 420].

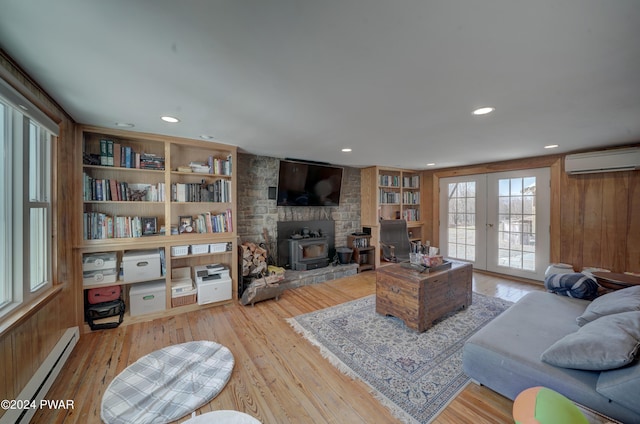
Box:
[140, 153, 165, 170]
[113, 143, 121, 168]
[83, 173, 163, 201]
[379, 189, 400, 204]
[379, 174, 400, 187]
[403, 209, 420, 221]
[402, 175, 420, 188]
[123, 146, 132, 168]
[402, 191, 420, 204]
[171, 180, 231, 203]
[83, 213, 157, 240]
[189, 209, 233, 234]
[107, 140, 114, 166]
[207, 155, 233, 176]
[100, 139, 114, 166]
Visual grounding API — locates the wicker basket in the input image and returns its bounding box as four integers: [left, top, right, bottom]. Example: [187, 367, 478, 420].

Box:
[171, 287, 197, 307]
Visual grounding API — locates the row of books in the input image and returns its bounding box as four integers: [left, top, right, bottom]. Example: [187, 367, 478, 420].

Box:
[98, 139, 166, 170]
[83, 214, 153, 240]
[380, 190, 401, 204]
[379, 174, 400, 187]
[171, 180, 231, 203]
[208, 155, 233, 176]
[191, 210, 234, 233]
[402, 175, 420, 188]
[350, 237, 369, 248]
[83, 174, 166, 202]
[83, 210, 234, 240]
[403, 191, 420, 204]
[378, 174, 420, 188]
[404, 209, 420, 221]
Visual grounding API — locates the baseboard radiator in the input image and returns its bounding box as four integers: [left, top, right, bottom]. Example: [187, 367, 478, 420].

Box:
[0, 326, 79, 424]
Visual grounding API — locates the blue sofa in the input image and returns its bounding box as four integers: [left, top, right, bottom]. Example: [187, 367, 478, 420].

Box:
[462, 290, 640, 424]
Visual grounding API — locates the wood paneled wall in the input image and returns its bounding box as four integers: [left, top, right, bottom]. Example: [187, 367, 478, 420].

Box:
[422, 149, 640, 275]
[0, 52, 77, 410]
[561, 168, 640, 273]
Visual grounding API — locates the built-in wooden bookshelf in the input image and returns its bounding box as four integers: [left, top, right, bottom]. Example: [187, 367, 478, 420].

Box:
[360, 166, 424, 267]
[74, 125, 238, 333]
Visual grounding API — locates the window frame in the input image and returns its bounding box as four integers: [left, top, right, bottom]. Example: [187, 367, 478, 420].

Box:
[0, 81, 57, 319]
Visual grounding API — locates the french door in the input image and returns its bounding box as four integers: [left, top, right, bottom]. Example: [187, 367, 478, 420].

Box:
[439, 168, 550, 281]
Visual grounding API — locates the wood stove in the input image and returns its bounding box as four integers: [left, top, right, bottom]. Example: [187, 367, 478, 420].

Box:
[288, 237, 330, 270]
[277, 220, 335, 269]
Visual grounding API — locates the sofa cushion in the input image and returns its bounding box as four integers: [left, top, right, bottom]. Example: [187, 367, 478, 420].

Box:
[576, 285, 640, 326]
[597, 357, 640, 415]
[541, 311, 640, 371]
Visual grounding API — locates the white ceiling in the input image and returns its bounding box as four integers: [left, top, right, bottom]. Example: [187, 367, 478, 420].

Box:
[1, 0, 639, 169]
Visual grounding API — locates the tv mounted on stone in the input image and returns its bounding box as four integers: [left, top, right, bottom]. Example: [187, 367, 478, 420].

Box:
[276, 159, 344, 207]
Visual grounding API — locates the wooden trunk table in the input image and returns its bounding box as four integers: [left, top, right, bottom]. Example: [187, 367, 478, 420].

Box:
[375, 260, 472, 332]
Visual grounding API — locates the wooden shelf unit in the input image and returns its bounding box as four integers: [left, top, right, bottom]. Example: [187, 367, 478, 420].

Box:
[75, 125, 238, 333]
[360, 166, 424, 267]
[347, 235, 375, 273]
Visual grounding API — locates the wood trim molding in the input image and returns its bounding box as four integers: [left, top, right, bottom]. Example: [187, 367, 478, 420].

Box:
[0, 285, 63, 337]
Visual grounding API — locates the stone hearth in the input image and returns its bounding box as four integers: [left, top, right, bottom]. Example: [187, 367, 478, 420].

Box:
[279, 263, 358, 290]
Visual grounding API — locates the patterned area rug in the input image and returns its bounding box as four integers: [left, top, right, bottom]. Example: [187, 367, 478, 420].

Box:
[288, 293, 512, 424]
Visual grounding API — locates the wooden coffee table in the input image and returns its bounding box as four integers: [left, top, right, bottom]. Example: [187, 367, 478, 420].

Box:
[376, 260, 472, 332]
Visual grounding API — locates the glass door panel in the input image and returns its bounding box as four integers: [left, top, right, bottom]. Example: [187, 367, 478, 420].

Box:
[439, 175, 486, 268]
[487, 169, 550, 280]
[440, 169, 549, 281]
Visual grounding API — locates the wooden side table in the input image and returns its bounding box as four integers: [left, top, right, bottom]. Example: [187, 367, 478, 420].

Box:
[348, 234, 375, 272]
[592, 272, 640, 291]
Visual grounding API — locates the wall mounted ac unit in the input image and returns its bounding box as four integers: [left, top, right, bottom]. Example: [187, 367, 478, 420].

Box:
[565, 147, 640, 174]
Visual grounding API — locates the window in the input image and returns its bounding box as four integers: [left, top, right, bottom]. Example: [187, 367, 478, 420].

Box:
[1, 80, 57, 317]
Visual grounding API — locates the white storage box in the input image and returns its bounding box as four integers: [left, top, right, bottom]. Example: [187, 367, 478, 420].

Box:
[83, 268, 118, 286]
[195, 274, 232, 305]
[209, 243, 228, 253]
[129, 280, 166, 316]
[190, 244, 209, 254]
[83, 252, 117, 271]
[123, 249, 162, 283]
[171, 245, 189, 257]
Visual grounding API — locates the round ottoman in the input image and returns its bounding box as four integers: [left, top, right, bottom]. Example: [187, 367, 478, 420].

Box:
[184, 410, 261, 424]
[513, 386, 588, 424]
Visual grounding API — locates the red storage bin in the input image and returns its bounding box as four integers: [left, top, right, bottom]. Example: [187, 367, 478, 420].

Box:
[87, 285, 121, 304]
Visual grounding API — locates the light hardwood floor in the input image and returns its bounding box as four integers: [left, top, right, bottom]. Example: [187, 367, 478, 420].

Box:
[33, 270, 544, 423]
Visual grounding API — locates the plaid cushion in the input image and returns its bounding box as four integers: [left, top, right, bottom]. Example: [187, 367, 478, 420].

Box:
[101, 341, 234, 424]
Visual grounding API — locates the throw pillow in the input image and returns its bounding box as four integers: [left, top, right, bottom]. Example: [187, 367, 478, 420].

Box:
[576, 285, 640, 326]
[541, 311, 640, 371]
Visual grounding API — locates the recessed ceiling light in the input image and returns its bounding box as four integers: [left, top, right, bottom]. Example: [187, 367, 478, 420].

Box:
[200, 135, 215, 140]
[426, 163, 436, 166]
[161, 116, 180, 123]
[472, 107, 495, 116]
[341, 148, 352, 152]
[544, 144, 559, 149]
[115, 122, 135, 128]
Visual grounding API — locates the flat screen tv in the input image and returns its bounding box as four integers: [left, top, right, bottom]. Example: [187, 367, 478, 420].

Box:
[277, 160, 343, 206]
